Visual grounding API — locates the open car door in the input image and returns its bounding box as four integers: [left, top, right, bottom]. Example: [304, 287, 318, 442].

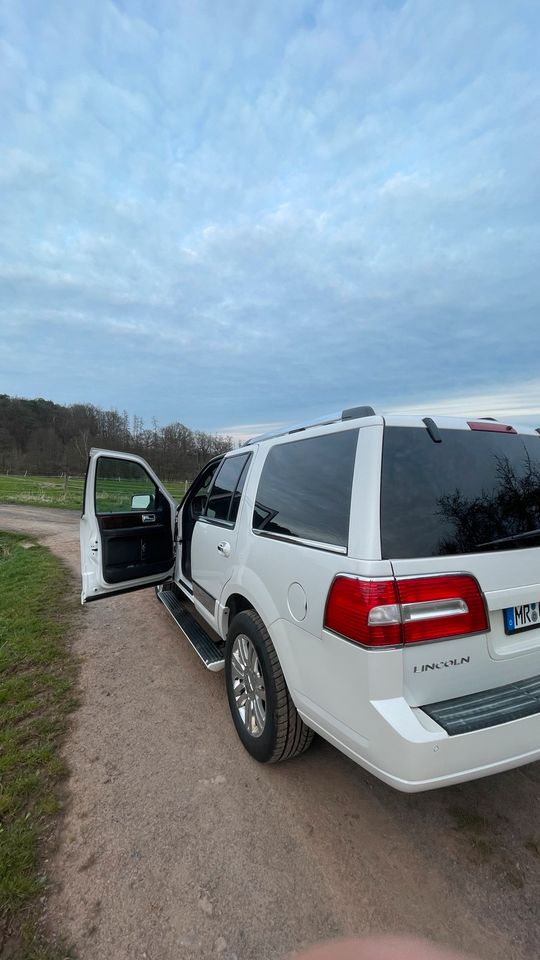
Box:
[80, 448, 176, 603]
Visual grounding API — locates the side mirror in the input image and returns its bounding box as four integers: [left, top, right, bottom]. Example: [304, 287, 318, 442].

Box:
[132, 494, 152, 510]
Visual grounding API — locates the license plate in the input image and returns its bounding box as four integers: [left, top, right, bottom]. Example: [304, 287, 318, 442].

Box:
[503, 602, 540, 635]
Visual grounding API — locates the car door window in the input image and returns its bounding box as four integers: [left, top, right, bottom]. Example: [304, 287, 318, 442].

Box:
[188, 461, 222, 518]
[206, 454, 250, 524]
[95, 457, 157, 514]
[228, 457, 249, 524]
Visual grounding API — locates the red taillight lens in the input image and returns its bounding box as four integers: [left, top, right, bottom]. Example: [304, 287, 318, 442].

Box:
[324, 577, 401, 647]
[324, 574, 489, 648]
[397, 574, 489, 644]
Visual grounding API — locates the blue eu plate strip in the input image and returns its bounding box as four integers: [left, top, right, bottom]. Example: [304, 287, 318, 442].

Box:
[503, 607, 515, 632]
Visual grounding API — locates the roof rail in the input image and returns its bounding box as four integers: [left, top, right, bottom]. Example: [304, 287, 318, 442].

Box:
[341, 405, 376, 420]
[243, 405, 377, 446]
[242, 413, 339, 446]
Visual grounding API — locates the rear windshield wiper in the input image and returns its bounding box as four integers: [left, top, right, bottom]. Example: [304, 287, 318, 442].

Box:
[475, 528, 540, 549]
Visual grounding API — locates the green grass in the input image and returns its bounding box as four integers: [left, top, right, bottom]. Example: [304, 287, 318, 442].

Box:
[0, 532, 77, 958]
[0, 474, 188, 512]
[94, 476, 187, 513]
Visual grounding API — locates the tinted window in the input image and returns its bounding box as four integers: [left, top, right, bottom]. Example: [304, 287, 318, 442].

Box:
[229, 458, 249, 524]
[381, 427, 540, 558]
[188, 460, 222, 518]
[253, 430, 358, 547]
[206, 454, 250, 523]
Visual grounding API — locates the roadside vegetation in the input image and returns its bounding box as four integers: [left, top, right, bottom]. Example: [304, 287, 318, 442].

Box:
[0, 393, 231, 480]
[0, 474, 188, 511]
[0, 531, 77, 958]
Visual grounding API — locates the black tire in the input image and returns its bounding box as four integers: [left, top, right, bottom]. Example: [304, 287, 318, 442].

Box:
[225, 609, 314, 763]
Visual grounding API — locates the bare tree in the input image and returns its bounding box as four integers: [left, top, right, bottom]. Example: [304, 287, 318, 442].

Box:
[0, 394, 233, 479]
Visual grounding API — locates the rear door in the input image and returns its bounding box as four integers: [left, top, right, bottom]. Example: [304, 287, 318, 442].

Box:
[190, 451, 252, 627]
[80, 448, 175, 603]
[380, 421, 540, 705]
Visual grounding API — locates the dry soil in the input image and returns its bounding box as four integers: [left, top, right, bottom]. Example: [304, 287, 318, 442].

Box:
[1, 504, 539, 960]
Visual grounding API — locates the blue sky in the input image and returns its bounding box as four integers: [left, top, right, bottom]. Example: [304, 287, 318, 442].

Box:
[1, 0, 539, 438]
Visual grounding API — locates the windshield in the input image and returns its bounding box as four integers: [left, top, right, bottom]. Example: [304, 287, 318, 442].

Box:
[381, 426, 540, 559]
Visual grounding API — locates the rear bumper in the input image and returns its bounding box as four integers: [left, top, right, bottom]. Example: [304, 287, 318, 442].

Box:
[297, 694, 540, 792]
[271, 618, 540, 792]
[423, 673, 540, 734]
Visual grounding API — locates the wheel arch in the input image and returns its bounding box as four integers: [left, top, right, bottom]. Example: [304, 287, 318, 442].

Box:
[224, 591, 263, 640]
[221, 587, 302, 700]
[223, 602, 314, 763]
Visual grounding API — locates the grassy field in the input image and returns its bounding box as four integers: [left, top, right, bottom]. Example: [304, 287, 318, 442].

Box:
[0, 531, 77, 958]
[0, 474, 189, 511]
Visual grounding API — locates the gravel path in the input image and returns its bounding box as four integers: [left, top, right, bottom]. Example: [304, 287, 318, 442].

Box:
[1, 504, 539, 960]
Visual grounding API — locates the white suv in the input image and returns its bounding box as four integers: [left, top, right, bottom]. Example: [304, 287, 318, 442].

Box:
[80, 406, 540, 792]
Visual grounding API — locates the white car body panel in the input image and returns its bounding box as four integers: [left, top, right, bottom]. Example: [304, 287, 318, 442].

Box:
[190, 518, 239, 628]
[80, 415, 540, 790]
[392, 550, 540, 705]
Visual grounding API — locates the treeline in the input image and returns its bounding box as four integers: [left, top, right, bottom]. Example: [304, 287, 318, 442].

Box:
[0, 395, 233, 480]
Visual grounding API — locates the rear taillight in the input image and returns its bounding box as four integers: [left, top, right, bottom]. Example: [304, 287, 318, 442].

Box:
[396, 574, 489, 643]
[324, 574, 489, 648]
[324, 577, 401, 647]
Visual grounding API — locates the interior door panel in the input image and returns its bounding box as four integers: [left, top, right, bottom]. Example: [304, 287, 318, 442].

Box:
[97, 508, 173, 584]
[94, 456, 173, 584]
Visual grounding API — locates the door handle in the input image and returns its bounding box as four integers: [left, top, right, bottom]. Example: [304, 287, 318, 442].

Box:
[217, 541, 231, 557]
[142, 513, 156, 523]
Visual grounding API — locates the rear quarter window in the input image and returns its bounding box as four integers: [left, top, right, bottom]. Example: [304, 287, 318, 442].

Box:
[253, 429, 358, 548]
[381, 426, 540, 558]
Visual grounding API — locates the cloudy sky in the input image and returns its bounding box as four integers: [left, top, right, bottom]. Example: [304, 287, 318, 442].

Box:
[1, 0, 539, 438]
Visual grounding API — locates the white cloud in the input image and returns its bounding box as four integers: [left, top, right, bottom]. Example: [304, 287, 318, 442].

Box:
[213, 421, 287, 444]
[0, 0, 539, 429]
[389, 379, 540, 424]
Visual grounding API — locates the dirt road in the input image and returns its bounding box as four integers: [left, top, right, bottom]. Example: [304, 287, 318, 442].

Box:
[1, 504, 539, 960]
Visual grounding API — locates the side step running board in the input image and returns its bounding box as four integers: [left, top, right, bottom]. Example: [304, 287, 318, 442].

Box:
[157, 585, 225, 671]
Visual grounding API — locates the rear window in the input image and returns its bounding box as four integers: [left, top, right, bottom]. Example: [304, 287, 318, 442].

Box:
[381, 426, 540, 558]
[253, 429, 358, 548]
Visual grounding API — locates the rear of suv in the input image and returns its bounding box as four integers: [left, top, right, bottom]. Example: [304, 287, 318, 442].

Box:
[80, 407, 540, 791]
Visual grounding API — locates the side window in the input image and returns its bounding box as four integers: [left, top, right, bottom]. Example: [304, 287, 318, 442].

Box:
[188, 461, 222, 518]
[252, 430, 358, 547]
[206, 454, 250, 524]
[95, 457, 157, 514]
[228, 457, 249, 524]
